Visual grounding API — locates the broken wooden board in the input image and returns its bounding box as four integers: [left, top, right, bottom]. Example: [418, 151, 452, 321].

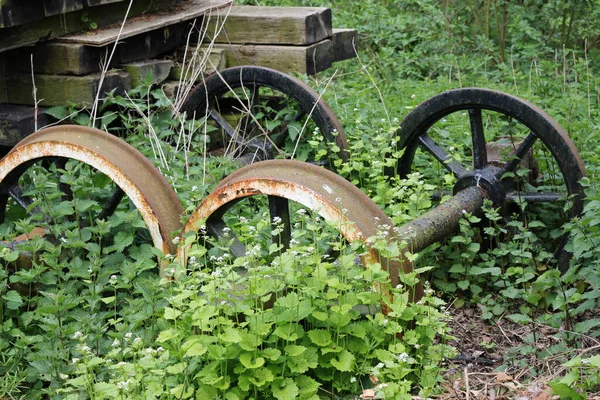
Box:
[57, 0, 233, 47]
[332, 28, 357, 62]
[0, 104, 53, 146]
[43, 0, 84, 17]
[211, 40, 333, 75]
[0, 0, 176, 53]
[204, 5, 331, 45]
[0, 0, 44, 28]
[5, 70, 130, 107]
[8, 21, 191, 75]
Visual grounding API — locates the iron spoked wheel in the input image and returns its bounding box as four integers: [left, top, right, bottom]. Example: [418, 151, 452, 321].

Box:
[178, 159, 423, 305]
[180, 66, 348, 167]
[0, 125, 183, 262]
[393, 88, 586, 270]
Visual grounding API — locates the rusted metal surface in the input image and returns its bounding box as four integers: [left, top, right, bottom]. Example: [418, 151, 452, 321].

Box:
[180, 159, 423, 303]
[0, 125, 184, 262]
[180, 65, 349, 166]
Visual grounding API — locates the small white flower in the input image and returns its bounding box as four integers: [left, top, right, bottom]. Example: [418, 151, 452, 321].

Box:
[125, 332, 132, 339]
[133, 337, 142, 346]
[71, 357, 80, 364]
[112, 339, 120, 347]
[172, 236, 181, 244]
[272, 216, 282, 225]
[350, 377, 357, 383]
[383, 319, 389, 326]
[296, 209, 307, 215]
[396, 284, 403, 289]
[410, 94, 416, 99]
[582, 358, 590, 364]
[462, 209, 467, 214]
[397, 352, 409, 362]
[72, 331, 83, 339]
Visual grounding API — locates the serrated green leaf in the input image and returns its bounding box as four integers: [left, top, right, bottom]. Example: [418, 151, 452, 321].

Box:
[2, 290, 23, 310]
[157, 328, 179, 343]
[239, 353, 265, 369]
[330, 349, 355, 372]
[272, 378, 299, 400]
[548, 382, 583, 400]
[507, 313, 532, 324]
[164, 307, 181, 320]
[307, 329, 332, 347]
[284, 344, 306, 357]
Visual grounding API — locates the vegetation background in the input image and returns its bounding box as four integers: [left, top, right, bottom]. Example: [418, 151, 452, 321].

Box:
[2, 0, 600, 398]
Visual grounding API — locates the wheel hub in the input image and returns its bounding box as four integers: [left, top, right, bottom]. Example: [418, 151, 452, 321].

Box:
[453, 166, 505, 206]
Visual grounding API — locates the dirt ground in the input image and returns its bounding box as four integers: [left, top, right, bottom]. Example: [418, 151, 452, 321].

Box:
[432, 306, 600, 400]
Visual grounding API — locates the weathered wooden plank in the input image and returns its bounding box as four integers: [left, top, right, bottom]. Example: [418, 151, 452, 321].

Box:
[212, 40, 333, 75]
[0, 104, 52, 146]
[8, 21, 191, 75]
[332, 28, 357, 62]
[10, 43, 105, 76]
[58, 0, 233, 46]
[123, 59, 173, 87]
[44, 0, 84, 17]
[84, 0, 124, 6]
[5, 70, 130, 107]
[168, 47, 225, 82]
[0, 0, 44, 28]
[205, 5, 331, 45]
[0, 0, 176, 53]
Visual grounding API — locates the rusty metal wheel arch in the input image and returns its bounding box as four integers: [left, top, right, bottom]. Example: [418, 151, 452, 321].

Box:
[179, 159, 423, 301]
[180, 65, 349, 164]
[0, 125, 184, 260]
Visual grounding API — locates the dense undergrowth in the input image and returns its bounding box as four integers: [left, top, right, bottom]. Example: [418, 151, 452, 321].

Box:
[2, 0, 600, 398]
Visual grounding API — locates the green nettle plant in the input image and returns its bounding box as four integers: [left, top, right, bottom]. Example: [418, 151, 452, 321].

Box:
[49, 213, 454, 399]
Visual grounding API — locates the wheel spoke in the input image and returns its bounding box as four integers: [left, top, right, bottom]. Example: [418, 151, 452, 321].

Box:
[208, 108, 238, 141]
[206, 215, 247, 258]
[268, 195, 291, 254]
[95, 187, 125, 221]
[6, 183, 36, 212]
[469, 108, 488, 169]
[418, 134, 467, 177]
[496, 133, 538, 179]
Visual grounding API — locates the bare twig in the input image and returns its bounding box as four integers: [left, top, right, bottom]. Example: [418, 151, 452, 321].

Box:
[91, 0, 134, 126]
[30, 55, 41, 131]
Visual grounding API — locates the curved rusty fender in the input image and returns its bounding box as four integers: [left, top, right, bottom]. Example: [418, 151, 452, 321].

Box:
[0, 125, 184, 267]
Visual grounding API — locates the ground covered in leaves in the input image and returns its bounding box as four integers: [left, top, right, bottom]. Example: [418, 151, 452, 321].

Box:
[429, 306, 600, 400]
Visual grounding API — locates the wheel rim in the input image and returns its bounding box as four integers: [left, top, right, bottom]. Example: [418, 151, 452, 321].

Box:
[394, 88, 586, 269]
[179, 159, 423, 305]
[180, 66, 349, 167]
[0, 125, 184, 261]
